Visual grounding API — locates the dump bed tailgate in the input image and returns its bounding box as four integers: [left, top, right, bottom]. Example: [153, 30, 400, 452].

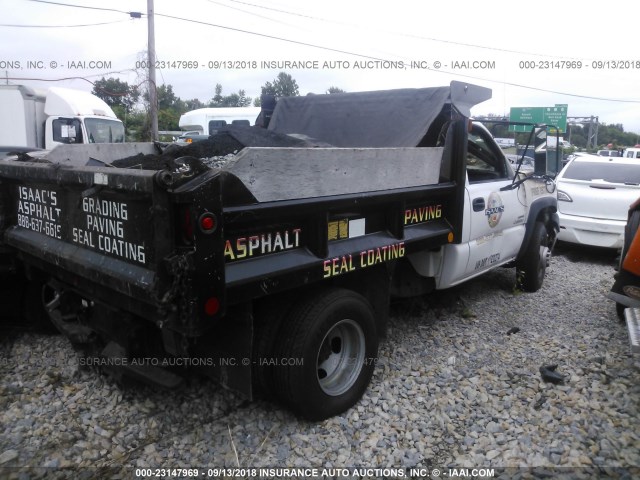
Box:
[0, 160, 174, 319]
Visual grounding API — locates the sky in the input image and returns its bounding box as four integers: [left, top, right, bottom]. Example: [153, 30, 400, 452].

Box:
[2, 0, 640, 137]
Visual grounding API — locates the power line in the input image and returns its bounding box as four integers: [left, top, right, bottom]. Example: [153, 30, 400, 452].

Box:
[4, 74, 148, 96]
[16, 0, 640, 104]
[27, 0, 143, 17]
[205, 0, 297, 28]
[0, 20, 130, 28]
[224, 0, 576, 60]
[154, 12, 388, 63]
[154, 12, 640, 104]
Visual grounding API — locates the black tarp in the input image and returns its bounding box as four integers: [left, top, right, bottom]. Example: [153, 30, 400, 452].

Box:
[268, 81, 492, 148]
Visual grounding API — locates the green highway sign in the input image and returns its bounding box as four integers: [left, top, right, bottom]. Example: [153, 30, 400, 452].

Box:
[509, 107, 543, 132]
[509, 105, 568, 133]
[546, 104, 568, 133]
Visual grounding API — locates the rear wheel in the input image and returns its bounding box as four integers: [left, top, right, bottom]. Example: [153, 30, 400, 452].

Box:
[23, 280, 59, 333]
[272, 288, 378, 421]
[517, 221, 551, 292]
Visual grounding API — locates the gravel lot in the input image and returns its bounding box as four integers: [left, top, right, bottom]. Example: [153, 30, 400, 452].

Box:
[1, 242, 639, 478]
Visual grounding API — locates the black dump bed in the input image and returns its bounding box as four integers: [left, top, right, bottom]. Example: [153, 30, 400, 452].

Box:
[0, 82, 491, 335]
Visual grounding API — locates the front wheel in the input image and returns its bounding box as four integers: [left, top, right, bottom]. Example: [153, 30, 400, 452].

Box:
[273, 288, 378, 421]
[517, 221, 552, 292]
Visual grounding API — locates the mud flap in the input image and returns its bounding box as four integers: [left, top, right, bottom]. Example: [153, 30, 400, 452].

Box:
[100, 341, 184, 389]
[192, 304, 254, 399]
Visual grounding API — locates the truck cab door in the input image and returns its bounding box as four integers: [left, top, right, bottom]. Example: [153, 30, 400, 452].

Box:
[45, 117, 84, 149]
[463, 125, 526, 277]
[439, 124, 526, 287]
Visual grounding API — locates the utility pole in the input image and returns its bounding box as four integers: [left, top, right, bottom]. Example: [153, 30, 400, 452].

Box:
[567, 116, 599, 150]
[147, 0, 158, 141]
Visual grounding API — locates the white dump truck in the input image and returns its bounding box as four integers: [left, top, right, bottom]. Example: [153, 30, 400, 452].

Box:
[1, 82, 561, 420]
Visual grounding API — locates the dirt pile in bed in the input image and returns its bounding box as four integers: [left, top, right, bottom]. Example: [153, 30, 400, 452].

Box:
[111, 126, 314, 170]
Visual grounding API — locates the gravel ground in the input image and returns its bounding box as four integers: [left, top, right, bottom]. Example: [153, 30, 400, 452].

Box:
[1, 243, 639, 479]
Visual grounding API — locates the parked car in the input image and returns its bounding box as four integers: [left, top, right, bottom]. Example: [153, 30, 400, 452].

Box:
[565, 152, 597, 161]
[624, 147, 640, 159]
[175, 132, 210, 144]
[505, 153, 534, 172]
[597, 149, 622, 157]
[556, 156, 640, 248]
[563, 152, 599, 169]
[178, 130, 200, 137]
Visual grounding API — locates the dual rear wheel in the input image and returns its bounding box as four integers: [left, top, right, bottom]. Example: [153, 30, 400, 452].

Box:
[256, 288, 378, 421]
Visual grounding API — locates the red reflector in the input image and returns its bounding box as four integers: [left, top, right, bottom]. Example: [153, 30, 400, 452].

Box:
[201, 216, 215, 230]
[199, 213, 217, 233]
[204, 297, 220, 316]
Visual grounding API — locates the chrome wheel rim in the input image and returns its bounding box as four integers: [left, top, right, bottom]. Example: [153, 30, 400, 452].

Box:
[316, 319, 365, 396]
[538, 240, 550, 279]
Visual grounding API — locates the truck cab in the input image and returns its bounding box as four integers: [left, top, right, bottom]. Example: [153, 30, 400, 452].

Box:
[0, 85, 125, 150]
[42, 87, 125, 149]
[402, 121, 558, 292]
[435, 123, 527, 286]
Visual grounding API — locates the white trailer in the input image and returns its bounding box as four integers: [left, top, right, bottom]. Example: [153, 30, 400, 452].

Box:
[179, 107, 261, 135]
[0, 85, 125, 150]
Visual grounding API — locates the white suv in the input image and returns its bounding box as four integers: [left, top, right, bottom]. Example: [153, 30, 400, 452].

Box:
[557, 156, 640, 248]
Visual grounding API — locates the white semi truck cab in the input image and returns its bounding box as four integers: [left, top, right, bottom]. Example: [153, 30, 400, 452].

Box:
[0, 85, 125, 150]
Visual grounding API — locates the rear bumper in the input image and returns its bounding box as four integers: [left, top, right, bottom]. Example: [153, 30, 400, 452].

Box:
[557, 212, 624, 249]
[5, 227, 163, 322]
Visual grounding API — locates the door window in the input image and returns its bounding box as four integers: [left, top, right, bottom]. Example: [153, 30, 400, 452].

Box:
[467, 128, 509, 183]
[52, 118, 83, 144]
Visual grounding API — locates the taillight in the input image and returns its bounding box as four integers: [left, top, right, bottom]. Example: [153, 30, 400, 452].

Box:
[204, 297, 220, 316]
[199, 212, 217, 234]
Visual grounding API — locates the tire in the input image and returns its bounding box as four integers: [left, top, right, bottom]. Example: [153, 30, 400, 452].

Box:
[22, 280, 59, 334]
[517, 221, 551, 292]
[272, 288, 378, 421]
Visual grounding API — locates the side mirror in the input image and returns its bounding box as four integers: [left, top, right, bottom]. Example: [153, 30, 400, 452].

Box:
[533, 127, 561, 177]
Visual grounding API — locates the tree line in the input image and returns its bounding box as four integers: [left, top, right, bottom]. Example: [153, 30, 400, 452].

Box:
[480, 118, 639, 151]
[92, 73, 344, 141]
[93, 75, 638, 148]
